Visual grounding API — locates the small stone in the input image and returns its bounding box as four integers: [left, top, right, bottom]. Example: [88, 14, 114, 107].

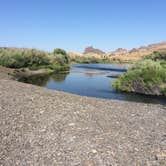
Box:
[156, 152, 166, 160]
[57, 152, 61, 156]
[40, 110, 44, 114]
[91, 149, 97, 154]
[68, 123, 75, 126]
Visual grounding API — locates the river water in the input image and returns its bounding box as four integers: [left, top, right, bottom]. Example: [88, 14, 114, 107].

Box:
[19, 64, 166, 104]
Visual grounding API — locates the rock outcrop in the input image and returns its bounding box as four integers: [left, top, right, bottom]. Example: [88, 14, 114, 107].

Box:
[109, 41, 166, 62]
[84, 46, 105, 55]
[111, 48, 128, 55]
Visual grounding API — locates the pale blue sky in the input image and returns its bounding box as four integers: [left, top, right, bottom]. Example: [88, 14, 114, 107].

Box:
[0, 0, 166, 52]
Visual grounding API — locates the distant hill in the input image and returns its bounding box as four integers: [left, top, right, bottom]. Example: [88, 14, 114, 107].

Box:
[68, 52, 83, 57]
[69, 41, 166, 62]
[84, 46, 105, 55]
[108, 41, 166, 62]
[1, 41, 166, 63]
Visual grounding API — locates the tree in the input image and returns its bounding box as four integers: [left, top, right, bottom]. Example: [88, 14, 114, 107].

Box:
[53, 48, 70, 65]
[53, 48, 67, 56]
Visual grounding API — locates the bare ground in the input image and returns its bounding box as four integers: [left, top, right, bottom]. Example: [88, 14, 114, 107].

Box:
[0, 68, 166, 166]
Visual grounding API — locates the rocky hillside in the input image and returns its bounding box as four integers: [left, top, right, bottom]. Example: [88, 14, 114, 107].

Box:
[68, 52, 83, 57]
[108, 42, 166, 62]
[68, 47, 106, 59]
[68, 42, 166, 62]
[84, 46, 105, 55]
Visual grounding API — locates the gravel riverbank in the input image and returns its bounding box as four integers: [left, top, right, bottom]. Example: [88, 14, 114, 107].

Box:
[0, 67, 166, 165]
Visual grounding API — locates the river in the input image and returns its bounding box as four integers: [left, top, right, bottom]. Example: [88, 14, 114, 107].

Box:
[19, 64, 166, 104]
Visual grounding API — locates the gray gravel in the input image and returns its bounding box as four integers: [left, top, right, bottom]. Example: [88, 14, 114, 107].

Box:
[0, 70, 166, 165]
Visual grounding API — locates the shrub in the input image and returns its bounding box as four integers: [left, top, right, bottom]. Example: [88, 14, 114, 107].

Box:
[70, 56, 112, 64]
[53, 48, 70, 65]
[145, 51, 166, 61]
[53, 48, 67, 55]
[29, 64, 70, 72]
[0, 48, 70, 71]
[0, 48, 52, 68]
[112, 59, 166, 95]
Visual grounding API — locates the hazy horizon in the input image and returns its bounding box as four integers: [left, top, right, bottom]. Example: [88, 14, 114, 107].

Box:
[0, 0, 166, 52]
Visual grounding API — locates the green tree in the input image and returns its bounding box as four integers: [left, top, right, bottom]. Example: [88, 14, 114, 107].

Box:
[53, 48, 67, 56]
[53, 48, 70, 65]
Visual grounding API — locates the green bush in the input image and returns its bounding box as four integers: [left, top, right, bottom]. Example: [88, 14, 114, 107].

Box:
[53, 48, 70, 65]
[53, 54, 68, 65]
[0, 48, 51, 68]
[53, 48, 67, 55]
[0, 48, 70, 72]
[112, 59, 166, 95]
[24, 49, 51, 66]
[29, 64, 70, 72]
[145, 51, 166, 61]
[70, 56, 113, 64]
[0, 51, 25, 68]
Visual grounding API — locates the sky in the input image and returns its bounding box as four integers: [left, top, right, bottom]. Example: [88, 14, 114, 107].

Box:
[0, 0, 166, 52]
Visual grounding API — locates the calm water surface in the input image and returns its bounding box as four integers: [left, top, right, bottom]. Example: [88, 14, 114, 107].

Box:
[20, 64, 166, 104]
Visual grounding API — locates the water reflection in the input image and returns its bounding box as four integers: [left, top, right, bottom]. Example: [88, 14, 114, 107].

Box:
[19, 73, 68, 86]
[51, 73, 68, 82]
[19, 64, 166, 104]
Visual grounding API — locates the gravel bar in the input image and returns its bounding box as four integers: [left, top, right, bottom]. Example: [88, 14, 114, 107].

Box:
[0, 69, 166, 166]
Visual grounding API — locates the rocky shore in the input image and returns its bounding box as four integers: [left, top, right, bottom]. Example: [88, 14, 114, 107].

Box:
[0, 67, 166, 165]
